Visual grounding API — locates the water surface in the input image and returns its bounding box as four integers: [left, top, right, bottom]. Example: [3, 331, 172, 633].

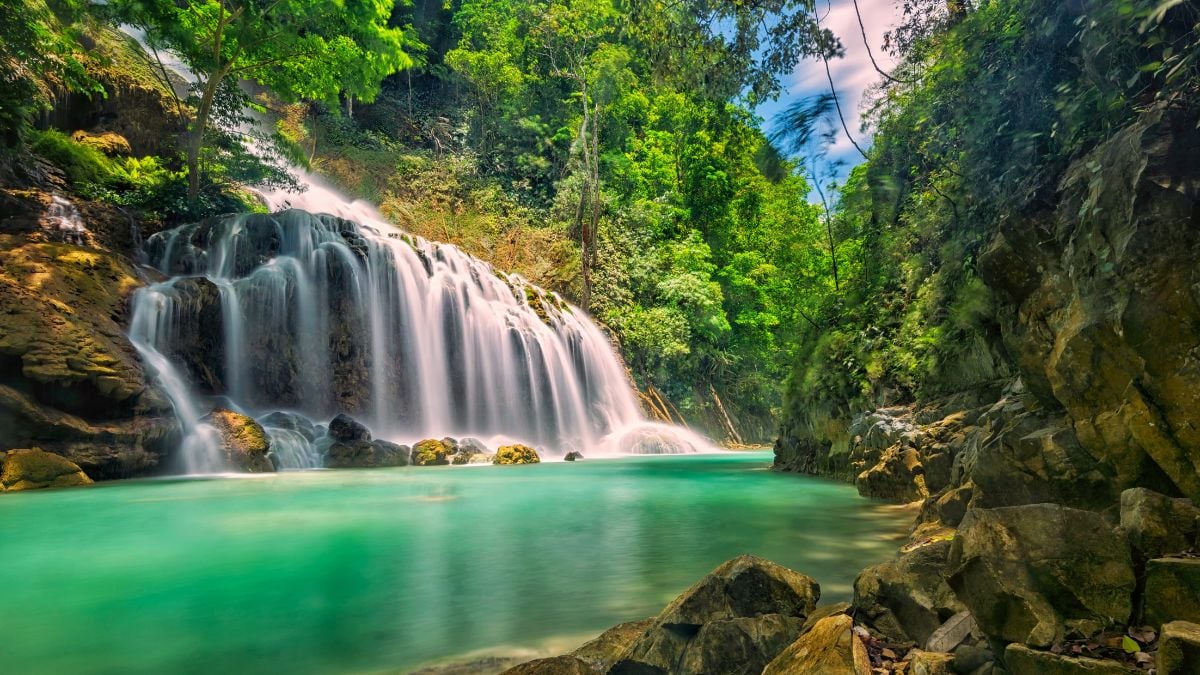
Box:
[0, 452, 908, 674]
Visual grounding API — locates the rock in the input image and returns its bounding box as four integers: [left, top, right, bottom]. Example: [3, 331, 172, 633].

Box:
[259, 411, 318, 442]
[1119, 488, 1200, 560]
[494, 444, 540, 465]
[564, 451, 584, 462]
[1143, 558, 1200, 626]
[202, 408, 274, 472]
[328, 414, 371, 443]
[572, 619, 653, 672]
[853, 539, 966, 645]
[907, 649, 956, 675]
[500, 656, 598, 675]
[0, 448, 93, 491]
[952, 644, 993, 674]
[70, 130, 132, 156]
[857, 443, 928, 503]
[946, 504, 1135, 647]
[678, 614, 805, 675]
[656, 554, 819, 627]
[451, 438, 490, 465]
[1158, 621, 1200, 675]
[927, 612, 979, 654]
[762, 614, 871, 675]
[461, 437, 489, 454]
[413, 439, 451, 466]
[801, 602, 852, 635]
[326, 440, 411, 469]
[1003, 643, 1139, 675]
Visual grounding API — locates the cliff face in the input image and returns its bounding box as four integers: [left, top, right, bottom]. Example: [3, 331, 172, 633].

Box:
[774, 103, 1200, 665]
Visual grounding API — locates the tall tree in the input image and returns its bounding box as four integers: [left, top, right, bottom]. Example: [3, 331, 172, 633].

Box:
[112, 0, 413, 199]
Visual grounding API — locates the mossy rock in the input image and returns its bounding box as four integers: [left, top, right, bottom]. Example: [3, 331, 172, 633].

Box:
[1, 448, 93, 491]
[413, 439, 451, 466]
[202, 408, 274, 473]
[494, 444, 540, 465]
[70, 130, 132, 156]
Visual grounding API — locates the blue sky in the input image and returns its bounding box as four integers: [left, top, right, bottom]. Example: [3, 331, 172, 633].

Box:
[754, 0, 901, 192]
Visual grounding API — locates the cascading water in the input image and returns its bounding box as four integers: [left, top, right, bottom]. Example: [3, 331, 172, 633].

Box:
[122, 29, 711, 472]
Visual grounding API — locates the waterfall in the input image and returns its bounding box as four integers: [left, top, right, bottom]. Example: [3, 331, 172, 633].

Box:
[121, 28, 711, 472]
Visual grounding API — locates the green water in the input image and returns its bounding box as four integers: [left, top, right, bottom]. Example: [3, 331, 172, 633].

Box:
[0, 452, 908, 674]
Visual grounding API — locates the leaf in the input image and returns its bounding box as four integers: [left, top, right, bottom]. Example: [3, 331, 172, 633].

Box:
[1123, 635, 1140, 654]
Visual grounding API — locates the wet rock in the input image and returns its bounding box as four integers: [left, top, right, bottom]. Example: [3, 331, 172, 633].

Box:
[0, 448, 93, 491]
[1119, 488, 1200, 560]
[907, 649, 956, 675]
[1158, 621, 1200, 675]
[762, 614, 871, 675]
[946, 505, 1135, 647]
[499, 656, 598, 675]
[203, 408, 274, 472]
[564, 451, 584, 462]
[1003, 643, 1138, 675]
[326, 440, 411, 469]
[259, 411, 318, 442]
[853, 539, 966, 645]
[801, 602, 852, 634]
[451, 438, 489, 465]
[657, 554, 819, 627]
[572, 619, 653, 672]
[494, 444, 540, 465]
[328, 414, 371, 443]
[414, 439, 452, 466]
[1143, 558, 1200, 626]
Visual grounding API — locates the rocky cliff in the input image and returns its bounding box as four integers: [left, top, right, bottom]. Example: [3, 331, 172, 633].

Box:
[771, 103, 1200, 671]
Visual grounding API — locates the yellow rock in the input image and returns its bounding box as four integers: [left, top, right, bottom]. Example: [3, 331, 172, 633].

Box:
[1, 448, 93, 491]
[494, 444, 540, 465]
[763, 614, 871, 675]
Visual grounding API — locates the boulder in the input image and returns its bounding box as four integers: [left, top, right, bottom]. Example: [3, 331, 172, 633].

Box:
[328, 414, 371, 443]
[202, 408, 274, 472]
[572, 619, 653, 672]
[1119, 488, 1200, 560]
[946, 504, 1135, 647]
[951, 644, 993, 673]
[413, 439, 451, 466]
[856, 444, 928, 503]
[1004, 643, 1139, 675]
[71, 130, 132, 156]
[565, 451, 584, 462]
[801, 602, 852, 634]
[494, 444, 541, 465]
[907, 649, 956, 675]
[259, 411, 318, 442]
[500, 656, 598, 675]
[0, 448, 93, 491]
[1158, 621, 1200, 675]
[853, 539, 966, 645]
[326, 440, 411, 469]
[1143, 558, 1200, 626]
[451, 438, 489, 465]
[762, 614, 871, 675]
[677, 614, 805, 675]
[656, 554, 819, 627]
[610, 556, 818, 674]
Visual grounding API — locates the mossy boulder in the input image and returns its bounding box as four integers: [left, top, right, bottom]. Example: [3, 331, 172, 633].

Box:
[202, 408, 273, 472]
[413, 439, 451, 466]
[1144, 558, 1200, 626]
[328, 413, 371, 443]
[1159, 621, 1200, 675]
[1004, 643, 1139, 675]
[852, 538, 966, 646]
[70, 130, 132, 156]
[571, 619, 653, 672]
[500, 656, 597, 675]
[1, 448, 93, 491]
[494, 444, 540, 465]
[761, 614, 871, 675]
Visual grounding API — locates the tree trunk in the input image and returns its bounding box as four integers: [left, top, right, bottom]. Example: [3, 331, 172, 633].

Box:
[186, 75, 221, 202]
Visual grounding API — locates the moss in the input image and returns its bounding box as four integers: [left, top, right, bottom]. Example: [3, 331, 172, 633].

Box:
[413, 438, 450, 466]
[1, 448, 93, 491]
[493, 444, 540, 465]
[30, 129, 120, 184]
[203, 409, 273, 472]
[71, 131, 132, 156]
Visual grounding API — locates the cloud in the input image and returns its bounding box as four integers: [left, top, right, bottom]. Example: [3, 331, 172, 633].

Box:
[760, 0, 902, 182]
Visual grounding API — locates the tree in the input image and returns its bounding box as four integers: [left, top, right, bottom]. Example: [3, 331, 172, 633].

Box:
[111, 0, 413, 199]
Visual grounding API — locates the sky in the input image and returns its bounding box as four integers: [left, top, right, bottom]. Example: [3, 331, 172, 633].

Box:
[755, 0, 904, 191]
